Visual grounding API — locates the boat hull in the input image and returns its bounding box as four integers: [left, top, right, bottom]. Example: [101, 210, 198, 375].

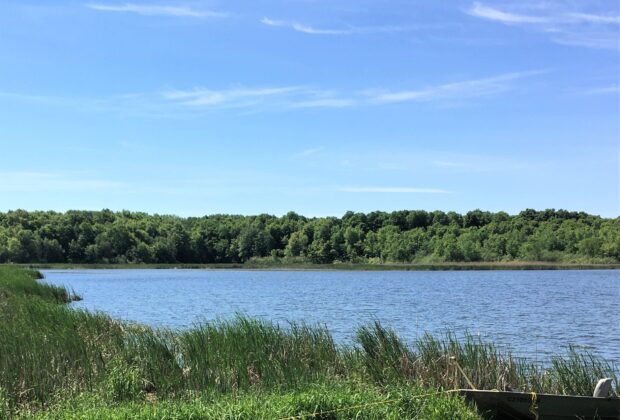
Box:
[459, 389, 620, 419]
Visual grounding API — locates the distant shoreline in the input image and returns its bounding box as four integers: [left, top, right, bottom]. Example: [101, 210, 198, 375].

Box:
[22, 262, 620, 271]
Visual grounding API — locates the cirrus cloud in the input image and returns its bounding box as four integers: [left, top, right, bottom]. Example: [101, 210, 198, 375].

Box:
[86, 3, 227, 18]
[261, 17, 415, 36]
[466, 2, 620, 50]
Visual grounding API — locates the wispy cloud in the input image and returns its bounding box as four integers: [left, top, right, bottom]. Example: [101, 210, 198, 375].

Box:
[367, 70, 544, 104]
[466, 2, 620, 50]
[468, 3, 548, 24]
[0, 70, 545, 115]
[160, 71, 540, 111]
[261, 17, 413, 35]
[86, 3, 226, 18]
[160, 86, 356, 111]
[341, 187, 451, 194]
[467, 2, 620, 26]
[578, 85, 620, 95]
[161, 86, 304, 107]
[552, 33, 619, 50]
[261, 18, 350, 35]
[565, 13, 620, 25]
[0, 172, 124, 192]
[165, 70, 542, 110]
[429, 154, 550, 173]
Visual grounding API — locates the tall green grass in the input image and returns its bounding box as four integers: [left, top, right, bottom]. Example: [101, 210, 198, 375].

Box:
[547, 345, 619, 396]
[0, 265, 617, 418]
[0, 266, 124, 407]
[178, 316, 343, 393]
[0, 298, 124, 405]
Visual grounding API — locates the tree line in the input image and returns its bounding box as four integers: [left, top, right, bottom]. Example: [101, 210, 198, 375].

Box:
[0, 209, 618, 264]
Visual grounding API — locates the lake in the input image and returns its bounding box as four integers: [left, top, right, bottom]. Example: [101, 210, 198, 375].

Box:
[42, 269, 620, 363]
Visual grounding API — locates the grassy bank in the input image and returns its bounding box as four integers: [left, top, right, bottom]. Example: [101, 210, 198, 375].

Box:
[22, 261, 620, 271]
[0, 266, 617, 419]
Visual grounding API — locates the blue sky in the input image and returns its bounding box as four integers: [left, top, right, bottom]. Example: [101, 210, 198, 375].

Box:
[0, 0, 618, 217]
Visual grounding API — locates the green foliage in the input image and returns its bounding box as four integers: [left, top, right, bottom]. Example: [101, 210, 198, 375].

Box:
[0, 208, 617, 265]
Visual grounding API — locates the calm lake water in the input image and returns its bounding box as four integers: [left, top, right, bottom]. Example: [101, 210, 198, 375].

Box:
[42, 269, 620, 363]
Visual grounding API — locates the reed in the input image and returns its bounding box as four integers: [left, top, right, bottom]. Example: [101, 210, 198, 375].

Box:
[0, 266, 125, 406]
[0, 299, 123, 405]
[353, 322, 619, 396]
[120, 325, 183, 396]
[178, 316, 342, 392]
[547, 345, 619, 396]
[414, 331, 530, 391]
[356, 320, 416, 383]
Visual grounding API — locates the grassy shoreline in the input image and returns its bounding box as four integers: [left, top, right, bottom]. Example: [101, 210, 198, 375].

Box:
[20, 261, 620, 271]
[1, 266, 618, 419]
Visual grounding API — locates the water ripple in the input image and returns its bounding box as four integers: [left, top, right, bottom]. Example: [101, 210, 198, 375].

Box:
[42, 269, 620, 364]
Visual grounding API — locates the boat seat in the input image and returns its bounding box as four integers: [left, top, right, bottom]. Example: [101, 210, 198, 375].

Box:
[593, 378, 613, 398]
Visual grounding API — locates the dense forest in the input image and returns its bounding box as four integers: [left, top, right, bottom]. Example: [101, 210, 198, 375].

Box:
[0, 209, 618, 264]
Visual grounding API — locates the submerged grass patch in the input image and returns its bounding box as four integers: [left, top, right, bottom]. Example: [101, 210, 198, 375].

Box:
[0, 265, 617, 418]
